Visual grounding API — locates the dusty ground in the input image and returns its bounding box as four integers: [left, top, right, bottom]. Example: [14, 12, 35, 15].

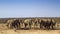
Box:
[0, 24, 60, 34]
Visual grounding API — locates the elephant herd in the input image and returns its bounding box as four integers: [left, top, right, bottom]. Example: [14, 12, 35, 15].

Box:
[6, 18, 56, 30]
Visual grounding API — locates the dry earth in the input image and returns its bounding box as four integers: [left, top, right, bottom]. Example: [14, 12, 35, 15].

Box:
[0, 24, 60, 34]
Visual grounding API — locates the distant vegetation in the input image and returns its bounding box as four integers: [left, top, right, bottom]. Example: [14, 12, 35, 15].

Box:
[0, 17, 60, 23]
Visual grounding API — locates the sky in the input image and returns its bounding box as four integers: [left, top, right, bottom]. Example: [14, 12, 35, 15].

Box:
[0, 0, 60, 18]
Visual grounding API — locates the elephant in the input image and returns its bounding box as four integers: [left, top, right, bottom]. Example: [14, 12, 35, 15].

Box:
[19, 19, 25, 28]
[12, 19, 20, 29]
[33, 18, 39, 28]
[40, 19, 56, 30]
[49, 19, 56, 30]
[24, 19, 32, 29]
[6, 19, 20, 30]
[6, 19, 14, 29]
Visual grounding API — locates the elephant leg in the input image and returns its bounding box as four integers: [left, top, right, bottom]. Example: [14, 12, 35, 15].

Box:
[15, 24, 18, 29]
[29, 24, 31, 29]
[34, 24, 35, 28]
[47, 26, 50, 30]
[51, 25, 54, 30]
[6, 23, 9, 28]
[41, 25, 44, 29]
[35, 23, 37, 28]
[13, 23, 17, 29]
[13, 25, 16, 28]
[18, 24, 20, 29]
[17, 24, 20, 29]
[36, 23, 37, 28]
[11, 24, 13, 29]
[10, 24, 13, 29]
[40, 24, 42, 29]
[40, 23, 44, 29]
[46, 25, 50, 30]
[25, 23, 28, 28]
[22, 23, 23, 26]
[40, 23, 43, 29]
[44, 25, 46, 30]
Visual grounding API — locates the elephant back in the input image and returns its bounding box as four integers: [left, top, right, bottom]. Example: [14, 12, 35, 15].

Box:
[24, 19, 31, 24]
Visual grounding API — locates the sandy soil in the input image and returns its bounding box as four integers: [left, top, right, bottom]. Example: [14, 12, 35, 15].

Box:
[0, 30, 60, 34]
[0, 24, 60, 34]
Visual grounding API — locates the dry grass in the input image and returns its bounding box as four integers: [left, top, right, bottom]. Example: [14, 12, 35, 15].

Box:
[0, 29, 60, 34]
[0, 24, 60, 34]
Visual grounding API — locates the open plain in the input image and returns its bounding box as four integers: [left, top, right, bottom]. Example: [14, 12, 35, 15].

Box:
[0, 24, 60, 34]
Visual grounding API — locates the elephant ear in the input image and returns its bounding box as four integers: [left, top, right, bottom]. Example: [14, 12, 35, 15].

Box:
[24, 19, 31, 23]
[52, 19, 55, 23]
[35, 18, 38, 22]
[7, 19, 12, 24]
[6, 19, 13, 29]
[38, 19, 40, 22]
[24, 19, 29, 23]
[42, 19, 47, 22]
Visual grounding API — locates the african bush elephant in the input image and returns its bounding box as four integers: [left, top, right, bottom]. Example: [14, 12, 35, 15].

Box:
[24, 19, 32, 29]
[6, 19, 14, 29]
[19, 19, 25, 28]
[40, 19, 56, 30]
[6, 19, 20, 29]
[49, 19, 56, 30]
[32, 18, 39, 28]
[12, 19, 20, 29]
